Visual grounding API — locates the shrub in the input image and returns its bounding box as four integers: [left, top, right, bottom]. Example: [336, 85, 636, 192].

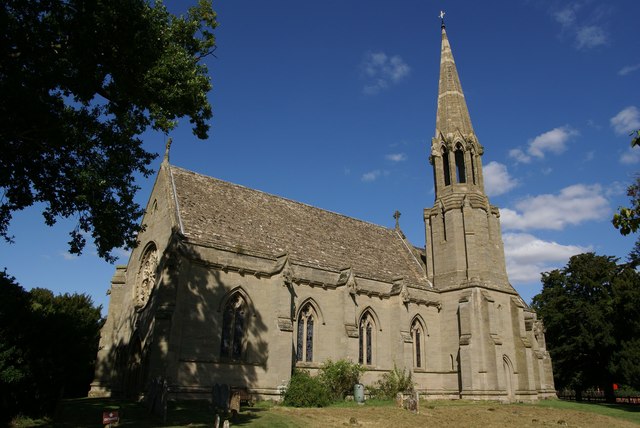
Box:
[282, 370, 331, 407]
[368, 364, 414, 399]
[319, 359, 366, 401]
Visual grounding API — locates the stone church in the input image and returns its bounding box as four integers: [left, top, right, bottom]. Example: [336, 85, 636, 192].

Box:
[90, 21, 555, 402]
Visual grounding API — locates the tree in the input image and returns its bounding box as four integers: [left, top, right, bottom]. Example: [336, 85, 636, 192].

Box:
[612, 130, 640, 264]
[532, 253, 640, 401]
[1, 0, 217, 261]
[0, 272, 103, 421]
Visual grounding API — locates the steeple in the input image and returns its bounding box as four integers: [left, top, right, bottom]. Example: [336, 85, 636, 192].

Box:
[435, 21, 475, 138]
[424, 15, 510, 292]
[429, 16, 485, 198]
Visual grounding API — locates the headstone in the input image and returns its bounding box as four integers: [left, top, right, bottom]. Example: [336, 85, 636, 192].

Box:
[223, 420, 230, 428]
[229, 391, 241, 415]
[220, 384, 230, 411]
[213, 384, 221, 408]
[395, 392, 404, 408]
[214, 414, 220, 428]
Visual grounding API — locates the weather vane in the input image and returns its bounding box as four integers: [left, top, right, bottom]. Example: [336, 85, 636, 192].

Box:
[439, 10, 446, 27]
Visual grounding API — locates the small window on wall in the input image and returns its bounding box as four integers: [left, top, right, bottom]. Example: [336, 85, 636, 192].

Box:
[297, 304, 316, 362]
[220, 294, 246, 360]
[455, 144, 466, 183]
[358, 312, 376, 365]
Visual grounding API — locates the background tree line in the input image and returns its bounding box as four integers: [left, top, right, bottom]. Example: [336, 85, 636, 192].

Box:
[533, 130, 640, 402]
[0, 271, 103, 422]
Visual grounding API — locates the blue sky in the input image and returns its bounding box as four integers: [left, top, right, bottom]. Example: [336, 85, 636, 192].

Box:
[2, 0, 640, 314]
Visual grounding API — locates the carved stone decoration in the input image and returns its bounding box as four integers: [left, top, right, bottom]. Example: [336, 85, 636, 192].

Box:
[400, 283, 410, 304]
[277, 317, 293, 332]
[135, 246, 159, 309]
[344, 323, 359, 338]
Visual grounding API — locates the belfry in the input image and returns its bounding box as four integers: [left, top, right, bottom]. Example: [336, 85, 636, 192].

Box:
[89, 16, 555, 402]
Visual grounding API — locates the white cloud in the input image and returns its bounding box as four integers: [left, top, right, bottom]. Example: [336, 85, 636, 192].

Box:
[385, 153, 407, 162]
[361, 51, 410, 95]
[610, 106, 640, 135]
[575, 25, 607, 50]
[503, 233, 589, 282]
[483, 161, 518, 197]
[501, 184, 609, 231]
[552, 4, 608, 50]
[61, 252, 77, 261]
[361, 170, 381, 182]
[528, 126, 578, 158]
[618, 63, 640, 76]
[553, 8, 576, 27]
[509, 126, 578, 163]
[620, 148, 640, 165]
[508, 148, 531, 164]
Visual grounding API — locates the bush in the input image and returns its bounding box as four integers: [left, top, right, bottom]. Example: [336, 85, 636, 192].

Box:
[319, 359, 366, 401]
[282, 370, 331, 407]
[368, 364, 414, 399]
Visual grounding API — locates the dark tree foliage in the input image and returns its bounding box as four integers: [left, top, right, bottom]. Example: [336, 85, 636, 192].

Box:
[532, 253, 640, 402]
[0, 272, 103, 421]
[0, 0, 217, 261]
[613, 130, 640, 264]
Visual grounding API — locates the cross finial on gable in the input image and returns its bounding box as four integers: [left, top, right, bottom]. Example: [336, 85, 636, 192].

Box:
[393, 210, 401, 229]
[164, 137, 173, 162]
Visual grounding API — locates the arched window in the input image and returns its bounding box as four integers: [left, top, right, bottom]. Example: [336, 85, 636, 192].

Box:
[442, 147, 451, 186]
[455, 144, 466, 183]
[411, 319, 425, 368]
[220, 294, 246, 360]
[135, 244, 158, 309]
[297, 304, 315, 362]
[359, 312, 376, 365]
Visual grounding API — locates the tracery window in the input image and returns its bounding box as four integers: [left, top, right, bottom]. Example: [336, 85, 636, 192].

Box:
[135, 244, 158, 309]
[296, 304, 315, 362]
[455, 144, 466, 183]
[358, 312, 375, 365]
[220, 294, 246, 360]
[411, 319, 425, 368]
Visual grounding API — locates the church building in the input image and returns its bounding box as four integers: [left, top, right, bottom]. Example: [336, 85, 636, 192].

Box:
[90, 20, 555, 402]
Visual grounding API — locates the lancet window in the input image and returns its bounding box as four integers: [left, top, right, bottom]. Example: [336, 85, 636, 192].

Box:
[411, 319, 426, 368]
[470, 151, 477, 185]
[442, 146, 451, 186]
[358, 312, 375, 365]
[296, 303, 316, 362]
[220, 294, 246, 360]
[454, 144, 466, 184]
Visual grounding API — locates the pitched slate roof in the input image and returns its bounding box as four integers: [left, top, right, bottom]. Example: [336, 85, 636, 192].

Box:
[169, 165, 429, 287]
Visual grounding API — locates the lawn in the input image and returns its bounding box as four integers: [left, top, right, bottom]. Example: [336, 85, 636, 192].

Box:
[11, 397, 640, 427]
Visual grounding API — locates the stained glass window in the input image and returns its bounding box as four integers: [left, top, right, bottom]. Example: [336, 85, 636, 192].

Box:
[359, 313, 375, 366]
[412, 320, 424, 368]
[220, 295, 245, 360]
[296, 304, 315, 363]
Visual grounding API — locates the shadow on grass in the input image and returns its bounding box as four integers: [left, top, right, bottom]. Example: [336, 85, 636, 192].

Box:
[53, 397, 269, 427]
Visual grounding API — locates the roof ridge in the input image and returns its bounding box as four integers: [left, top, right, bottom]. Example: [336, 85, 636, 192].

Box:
[169, 164, 405, 238]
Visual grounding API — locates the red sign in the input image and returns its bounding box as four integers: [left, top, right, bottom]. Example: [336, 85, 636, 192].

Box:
[102, 410, 120, 424]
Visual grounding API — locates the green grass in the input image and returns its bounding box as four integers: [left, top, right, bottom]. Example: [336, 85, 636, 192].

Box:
[526, 398, 640, 425]
[48, 397, 301, 427]
[12, 396, 639, 427]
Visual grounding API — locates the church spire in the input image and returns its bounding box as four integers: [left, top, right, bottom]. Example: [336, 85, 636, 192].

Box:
[429, 14, 485, 198]
[435, 18, 475, 139]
